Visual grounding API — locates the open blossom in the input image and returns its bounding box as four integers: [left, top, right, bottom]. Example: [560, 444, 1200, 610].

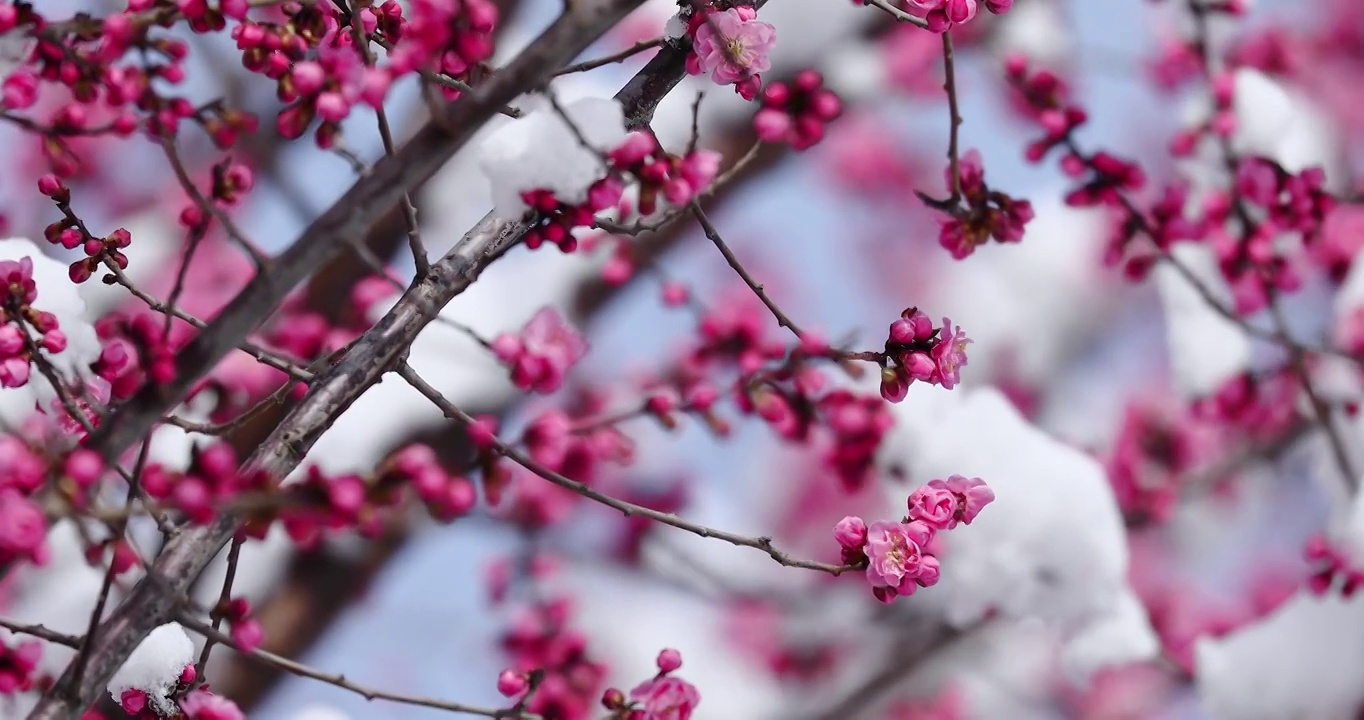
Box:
[864, 519, 935, 600]
[931, 319, 970, 389]
[629, 675, 701, 720]
[688, 8, 775, 88]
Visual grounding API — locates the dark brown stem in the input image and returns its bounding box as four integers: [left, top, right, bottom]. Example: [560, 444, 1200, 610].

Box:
[942, 31, 963, 203]
[690, 202, 804, 338]
[399, 363, 850, 574]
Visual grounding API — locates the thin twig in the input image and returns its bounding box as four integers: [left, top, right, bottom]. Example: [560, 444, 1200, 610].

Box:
[0, 619, 82, 648]
[178, 615, 537, 719]
[941, 31, 963, 203]
[690, 202, 804, 338]
[862, 0, 930, 28]
[398, 363, 849, 574]
[555, 37, 665, 75]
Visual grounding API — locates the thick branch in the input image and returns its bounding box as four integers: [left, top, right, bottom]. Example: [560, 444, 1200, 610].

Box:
[26, 0, 652, 713]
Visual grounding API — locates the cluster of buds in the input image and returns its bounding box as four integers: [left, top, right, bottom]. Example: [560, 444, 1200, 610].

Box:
[141, 443, 268, 525]
[1005, 56, 1089, 163]
[1235, 157, 1334, 243]
[92, 311, 180, 399]
[389, 0, 499, 99]
[601, 649, 702, 720]
[38, 175, 134, 284]
[498, 596, 609, 718]
[517, 134, 720, 253]
[609, 132, 721, 215]
[1191, 369, 1301, 441]
[878, 308, 971, 403]
[753, 70, 843, 150]
[928, 149, 1035, 259]
[1305, 535, 1364, 597]
[1105, 403, 1210, 525]
[817, 390, 895, 491]
[0, 256, 66, 388]
[119, 670, 245, 719]
[216, 597, 265, 653]
[835, 475, 994, 603]
[382, 444, 478, 521]
[491, 308, 588, 395]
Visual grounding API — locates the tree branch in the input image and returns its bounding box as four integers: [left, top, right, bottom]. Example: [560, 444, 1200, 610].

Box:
[26, 0, 654, 713]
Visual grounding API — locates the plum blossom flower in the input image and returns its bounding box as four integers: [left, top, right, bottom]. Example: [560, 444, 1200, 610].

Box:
[689, 8, 775, 86]
[864, 519, 934, 600]
[907, 484, 957, 530]
[629, 675, 701, 720]
[931, 319, 971, 389]
[926, 475, 994, 527]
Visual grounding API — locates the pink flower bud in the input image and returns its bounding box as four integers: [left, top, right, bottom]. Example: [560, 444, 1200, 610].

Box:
[834, 516, 868, 549]
[656, 648, 683, 673]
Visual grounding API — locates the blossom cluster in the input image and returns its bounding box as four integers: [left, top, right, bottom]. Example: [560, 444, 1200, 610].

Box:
[492, 308, 589, 395]
[878, 307, 971, 402]
[495, 590, 609, 717]
[0, 255, 66, 388]
[602, 648, 702, 720]
[753, 70, 844, 150]
[1305, 535, 1364, 597]
[931, 149, 1035, 259]
[514, 130, 720, 253]
[835, 475, 994, 603]
[1105, 402, 1212, 525]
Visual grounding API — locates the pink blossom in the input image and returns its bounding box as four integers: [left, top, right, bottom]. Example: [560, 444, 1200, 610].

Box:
[690, 9, 776, 86]
[931, 318, 970, 389]
[656, 647, 683, 673]
[0, 638, 40, 694]
[833, 515, 868, 549]
[864, 520, 933, 595]
[492, 308, 588, 394]
[927, 475, 994, 526]
[629, 675, 701, 720]
[0, 490, 48, 565]
[907, 484, 957, 530]
[179, 690, 245, 720]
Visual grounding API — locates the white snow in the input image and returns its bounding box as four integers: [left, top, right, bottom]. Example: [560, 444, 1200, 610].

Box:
[1196, 592, 1364, 720]
[107, 623, 195, 714]
[1153, 243, 1250, 399]
[876, 385, 1156, 677]
[476, 96, 627, 218]
[1230, 68, 1345, 185]
[290, 705, 352, 720]
[992, 0, 1070, 66]
[0, 238, 102, 420]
